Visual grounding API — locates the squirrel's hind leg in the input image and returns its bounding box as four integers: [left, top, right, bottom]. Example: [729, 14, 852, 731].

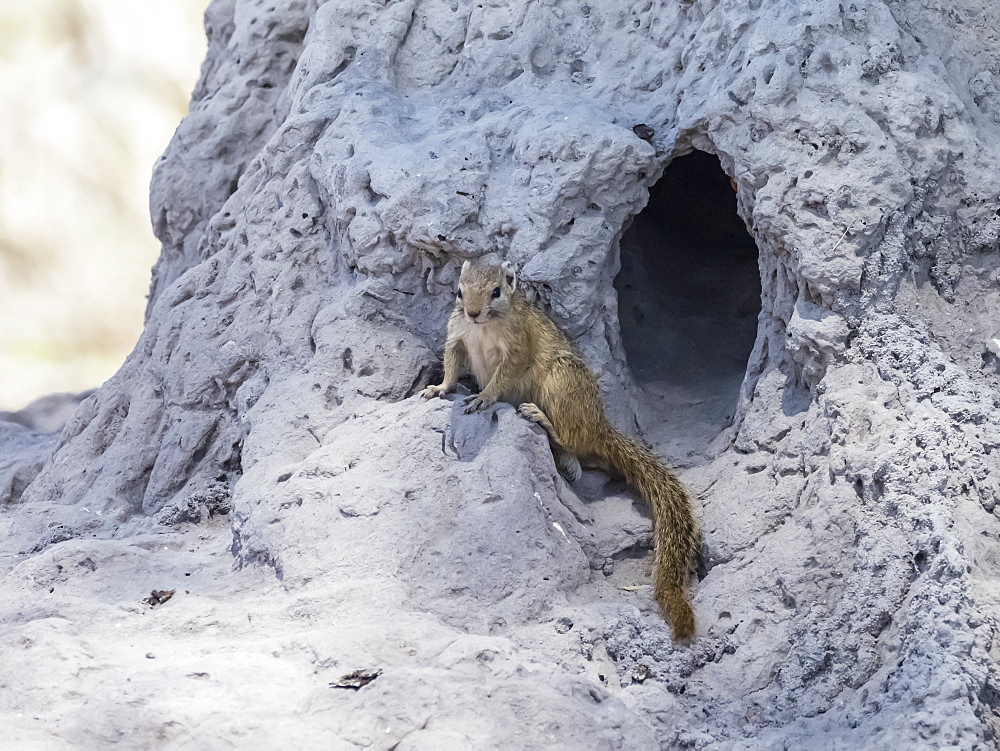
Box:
[553, 450, 583, 482]
[517, 403, 582, 482]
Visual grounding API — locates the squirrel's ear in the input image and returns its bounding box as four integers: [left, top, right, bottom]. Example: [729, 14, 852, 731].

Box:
[460, 260, 471, 277]
[501, 260, 517, 292]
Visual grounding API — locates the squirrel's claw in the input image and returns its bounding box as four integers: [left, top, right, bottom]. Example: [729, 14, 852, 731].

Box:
[421, 384, 452, 399]
[464, 394, 495, 413]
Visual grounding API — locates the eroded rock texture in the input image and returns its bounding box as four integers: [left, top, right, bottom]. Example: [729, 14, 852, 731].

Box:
[2, 1, 1000, 747]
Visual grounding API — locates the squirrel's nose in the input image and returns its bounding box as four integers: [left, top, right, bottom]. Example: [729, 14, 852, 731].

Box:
[468, 310, 481, 319]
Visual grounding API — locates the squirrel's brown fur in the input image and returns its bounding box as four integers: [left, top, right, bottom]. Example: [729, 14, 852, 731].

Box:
[423, 259, 698, 640]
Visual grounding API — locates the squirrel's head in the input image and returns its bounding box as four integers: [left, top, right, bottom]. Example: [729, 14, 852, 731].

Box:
[456, 259, 518, 324]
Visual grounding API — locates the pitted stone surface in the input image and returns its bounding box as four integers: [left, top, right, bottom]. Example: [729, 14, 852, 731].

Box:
[2, 0, 999, 747]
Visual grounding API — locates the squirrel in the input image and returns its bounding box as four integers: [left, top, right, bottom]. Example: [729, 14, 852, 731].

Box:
[422, 258, 698, 640]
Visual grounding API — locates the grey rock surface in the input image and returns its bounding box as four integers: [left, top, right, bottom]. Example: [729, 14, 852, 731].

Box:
[2, 0, 1000, 747]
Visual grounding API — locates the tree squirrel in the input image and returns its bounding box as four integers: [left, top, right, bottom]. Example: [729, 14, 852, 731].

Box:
[422, 259, 698, 640]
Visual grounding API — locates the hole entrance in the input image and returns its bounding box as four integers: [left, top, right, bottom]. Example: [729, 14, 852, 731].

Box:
[615, 150, 761, 459]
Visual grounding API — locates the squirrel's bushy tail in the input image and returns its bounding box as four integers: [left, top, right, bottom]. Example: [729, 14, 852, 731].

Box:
[600, 428, 697, 640]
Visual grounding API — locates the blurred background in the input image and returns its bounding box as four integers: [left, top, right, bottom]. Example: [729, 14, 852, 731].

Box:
[0, 0, 207, 411]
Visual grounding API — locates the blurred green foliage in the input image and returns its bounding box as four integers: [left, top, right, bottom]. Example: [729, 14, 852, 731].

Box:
[0, 0, 206, 410]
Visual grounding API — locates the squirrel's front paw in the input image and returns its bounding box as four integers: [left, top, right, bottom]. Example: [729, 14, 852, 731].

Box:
[464, 394, 495, 413]
[421, 384, 452, 399]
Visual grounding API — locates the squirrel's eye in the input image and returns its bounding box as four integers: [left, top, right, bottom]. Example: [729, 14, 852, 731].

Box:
[491, 287, 501, 298]
[457, 289, 463, 299]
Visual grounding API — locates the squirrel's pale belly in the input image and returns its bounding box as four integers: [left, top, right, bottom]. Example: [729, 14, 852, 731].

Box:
[460, 320, 507, 388]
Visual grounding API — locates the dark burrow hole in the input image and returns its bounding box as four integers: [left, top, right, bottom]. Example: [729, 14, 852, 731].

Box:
[615, 150, 762, 460]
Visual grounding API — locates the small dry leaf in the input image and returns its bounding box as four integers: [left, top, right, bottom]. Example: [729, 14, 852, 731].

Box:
[143, 589, 176, 607]
[330, 668, 382, 690]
